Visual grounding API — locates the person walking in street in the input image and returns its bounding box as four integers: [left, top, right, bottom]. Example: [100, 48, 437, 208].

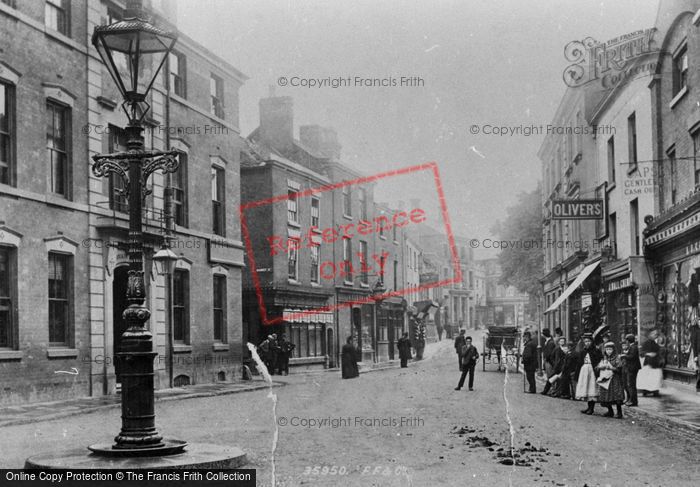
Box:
[455, 336, 479, 391]
[277, 334, 295, 376]
[522, 331, 538, 393]
[597, 342, 626, 418]
[454, 329, 467, 371]
[576, 332, 602, 415]
[620, 334, 640, 406]
[637, 329, 663, 397]
[341, 336, 360, 379]
[397, 332, 412, 368]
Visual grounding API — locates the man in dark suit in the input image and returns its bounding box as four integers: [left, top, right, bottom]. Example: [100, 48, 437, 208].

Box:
[522, 331, 538, 393]
[455, 336, 479, 391]
[397, 332, 412, 368]
[621, 333, 641, 406]
[454, 329, 466, 371]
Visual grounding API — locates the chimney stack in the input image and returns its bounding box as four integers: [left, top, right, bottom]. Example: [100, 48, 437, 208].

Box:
[259, 96, 295, 153]
[300, 125, 341, 160]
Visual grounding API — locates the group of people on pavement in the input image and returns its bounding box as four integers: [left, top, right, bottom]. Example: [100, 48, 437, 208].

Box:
[257, 333, 296, 375]
[521, 327, 666, 419]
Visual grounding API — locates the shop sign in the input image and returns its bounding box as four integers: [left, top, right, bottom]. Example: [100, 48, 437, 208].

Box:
[551, 199, 604, 220]
[606, 277, 632, 292]
[581, 292, 593, 308]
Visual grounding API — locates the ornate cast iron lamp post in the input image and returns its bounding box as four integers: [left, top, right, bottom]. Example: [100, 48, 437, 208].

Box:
[89, 0, 183, 456]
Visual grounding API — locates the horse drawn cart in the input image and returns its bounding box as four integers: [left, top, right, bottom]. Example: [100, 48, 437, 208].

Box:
[482, 326, 521, 372]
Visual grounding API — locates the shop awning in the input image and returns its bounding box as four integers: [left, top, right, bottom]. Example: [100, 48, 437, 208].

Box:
[544, 261, 600, 314]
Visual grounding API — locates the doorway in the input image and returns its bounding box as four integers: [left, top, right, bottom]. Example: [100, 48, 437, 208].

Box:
[326, 327, 334, 368]
[112, 266, 129, 383]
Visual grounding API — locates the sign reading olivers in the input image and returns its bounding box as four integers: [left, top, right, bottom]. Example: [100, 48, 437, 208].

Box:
[563, 28, 658, 89]
[551, 200, 604, 220]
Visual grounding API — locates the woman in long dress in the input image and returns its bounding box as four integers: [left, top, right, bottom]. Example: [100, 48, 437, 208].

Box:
[341, 336, 360, 379]
[637, 329, 663, 396]
[597, 342, 626, 418]
[575, 333, 602, 415]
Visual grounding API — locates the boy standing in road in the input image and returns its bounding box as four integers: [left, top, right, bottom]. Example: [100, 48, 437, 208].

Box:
[455, 336, 479, 391]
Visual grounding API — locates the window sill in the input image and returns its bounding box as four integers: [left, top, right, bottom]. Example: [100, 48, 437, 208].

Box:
[379, 235, 387, 240]
[343, 214, 353, 220]
[173, 344, 192, 354]
[287, 220, 301, 228]
[310, 282, 321, 287]
[287, 279, 301, 285]
[47, 348, 78, 359]
[360, 282, 370, 288]
[0, 350, 22, 361]
[670, 86, 688, 109]
[212, 343, 229, 352]
[343, 280, 354, 286]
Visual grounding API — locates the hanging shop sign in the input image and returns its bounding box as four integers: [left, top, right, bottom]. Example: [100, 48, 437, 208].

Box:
[581, 292, 593, 309]
[551, 199, 604, 220]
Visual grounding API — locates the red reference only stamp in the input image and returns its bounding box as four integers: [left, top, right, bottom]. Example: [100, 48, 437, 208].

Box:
[239, 162, 462, 326]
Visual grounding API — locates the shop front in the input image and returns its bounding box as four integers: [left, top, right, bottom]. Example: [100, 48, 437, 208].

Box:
[601, 256, 655, 347]
[644, 199, 700, 384]
[376, 297, 406, 361]
[545, 259, 602, 342]
[283, 309, 335, 370]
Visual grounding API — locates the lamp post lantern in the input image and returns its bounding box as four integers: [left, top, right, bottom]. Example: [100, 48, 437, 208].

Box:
[89, 0, 183, 456]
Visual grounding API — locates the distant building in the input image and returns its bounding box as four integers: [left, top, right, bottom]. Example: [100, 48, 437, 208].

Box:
[242, 95, 407, 366]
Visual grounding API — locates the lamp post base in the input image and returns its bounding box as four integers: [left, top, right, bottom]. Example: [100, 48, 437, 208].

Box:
[25, 443, 246, 469]
[88, 438, 187, 457]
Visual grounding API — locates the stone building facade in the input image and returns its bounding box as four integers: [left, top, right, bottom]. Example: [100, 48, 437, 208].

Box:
[0, 0, 246, 405]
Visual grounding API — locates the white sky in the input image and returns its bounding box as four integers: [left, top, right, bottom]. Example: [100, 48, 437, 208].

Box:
[176, 0, 660, 255]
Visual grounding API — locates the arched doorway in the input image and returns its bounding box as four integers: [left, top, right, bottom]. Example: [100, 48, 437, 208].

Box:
[112, 265, 129, 383]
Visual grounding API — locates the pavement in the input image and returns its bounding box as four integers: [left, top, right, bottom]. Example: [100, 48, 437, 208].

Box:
[2, 334, 698, 436]
[533, 368, 700, 434]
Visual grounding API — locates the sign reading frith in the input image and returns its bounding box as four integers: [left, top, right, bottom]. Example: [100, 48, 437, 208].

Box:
[551, 199, 604, 220]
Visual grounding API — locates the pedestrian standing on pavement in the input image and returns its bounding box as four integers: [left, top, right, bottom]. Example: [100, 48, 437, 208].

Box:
[397, 332, 412, 368]
[637, 329, 663, 397]
[277, 334, 295, 376]
[556, 341, 577, 399]
[575, 332, 602, 415]
[689, 320, 700, 392]
[341, 336, 360, 379]
[258, 335, 273, 372]
[268, 333, 280, 376]
[542, 329, 555, 390]
[620, 334, 640, 406]
[597, 342, 625, 418]
[455, 336, 479, 391]
[522, 331, 538, 393]
[455, 329, 467, 371]
[542, 336, 566, 396]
